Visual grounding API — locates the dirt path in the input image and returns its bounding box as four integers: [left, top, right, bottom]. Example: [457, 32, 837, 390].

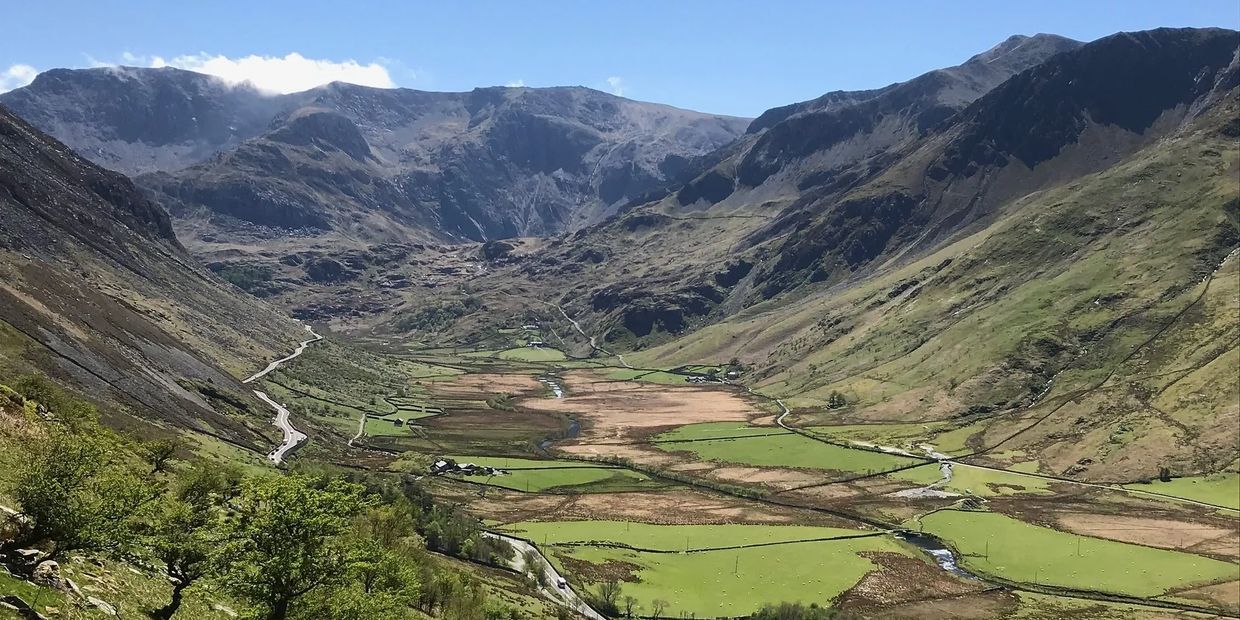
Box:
[244, 324, 322, 464]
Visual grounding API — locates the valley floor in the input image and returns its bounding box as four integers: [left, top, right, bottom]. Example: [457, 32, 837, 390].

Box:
[259, 333, 1240, 620]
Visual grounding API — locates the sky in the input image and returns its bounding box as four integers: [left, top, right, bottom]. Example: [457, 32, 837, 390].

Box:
[2, 1, 1237, 117]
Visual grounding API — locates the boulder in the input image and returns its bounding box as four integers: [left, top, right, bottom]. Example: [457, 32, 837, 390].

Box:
[31, 560, 60, 587]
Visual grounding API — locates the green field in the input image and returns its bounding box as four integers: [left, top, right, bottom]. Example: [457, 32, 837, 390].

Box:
[513, 521, 910, 618]
[654, 423, 924, 474]
[654, 421, 792, 442]
[920, 510, 1240, 597]
[605, 368, 695, 384]
[805, 422, 980, 455]
[1124, 473, 1240, 510]
[444, 457, 662, 493]
[495, 347, 567, 362]
[503, 521, 869, 550]
[891, 463, 1055, 497]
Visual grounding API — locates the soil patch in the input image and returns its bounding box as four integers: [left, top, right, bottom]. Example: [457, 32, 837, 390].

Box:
[837, 552, 985, 611]
[517, 371, 759, 441]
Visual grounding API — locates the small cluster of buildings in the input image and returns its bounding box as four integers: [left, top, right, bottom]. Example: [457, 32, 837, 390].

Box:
[430, 458, 508, 477]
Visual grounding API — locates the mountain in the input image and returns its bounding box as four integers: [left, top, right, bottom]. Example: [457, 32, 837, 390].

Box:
[0, 66, 287, 175]
[359, 28, 1239, 481]
[0, 71, 750, 244]
[673, 33, 1082, 206]
[0, 102, 305, 447]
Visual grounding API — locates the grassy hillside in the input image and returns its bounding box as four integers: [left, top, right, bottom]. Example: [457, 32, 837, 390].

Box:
[626, 93, 1238, 482]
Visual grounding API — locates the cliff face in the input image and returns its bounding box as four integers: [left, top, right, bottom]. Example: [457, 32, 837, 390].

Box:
[0, 103, 303, 445]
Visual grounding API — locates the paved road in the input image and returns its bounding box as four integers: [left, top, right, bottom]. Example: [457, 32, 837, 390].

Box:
[484, 532, 607, 620]
[244, 324, 322, 465]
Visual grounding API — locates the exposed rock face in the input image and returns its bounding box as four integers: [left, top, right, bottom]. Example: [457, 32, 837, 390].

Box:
[0, 66, 286, 174]
[0, 103, 303, 444]
[748, 27, 1240, 298]
[2, 73, 750, 242]
[676, 33, 1083, 206]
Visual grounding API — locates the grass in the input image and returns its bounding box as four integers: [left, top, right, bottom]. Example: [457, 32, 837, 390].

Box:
[1124, 473, 1240, 510]
[892, 463, 1055, 497]
[444, 456, 662, 493]
[363, 416, 415, 437]
[518, 521, 910, 618]
[655, 425, 924, 474]
[502, 521, 868, 549]
[605, 368, 695, 384]
[653, 421, 792, 442]
[495, 347, 567, 362]
[919, 510, 1240, 597]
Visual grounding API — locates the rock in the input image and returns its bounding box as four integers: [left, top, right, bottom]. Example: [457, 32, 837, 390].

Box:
[11, 548, 44, 562]
[32, 560, 60, 587]
[63, 577, 83, 598]
[86, 597, 116, 616]
[0, 594, 49, 620]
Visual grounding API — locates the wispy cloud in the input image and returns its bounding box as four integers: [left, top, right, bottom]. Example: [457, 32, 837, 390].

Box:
[103, 52, 398, 94]
[0, 64, 38, 93]
[606, 76, 625, 96]
[506, 79, 526, 87]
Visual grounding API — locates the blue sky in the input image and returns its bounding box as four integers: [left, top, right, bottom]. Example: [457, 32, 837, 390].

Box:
[2, 0, 1237, 117]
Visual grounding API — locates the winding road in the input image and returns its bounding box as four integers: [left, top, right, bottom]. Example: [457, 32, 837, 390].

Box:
[244, 324, 322, 465]
[483, 532, 607, 620]
[555, 304, 632, 368]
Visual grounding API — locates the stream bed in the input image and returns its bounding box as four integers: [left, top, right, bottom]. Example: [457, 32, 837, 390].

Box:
[896, 531, 979, 579]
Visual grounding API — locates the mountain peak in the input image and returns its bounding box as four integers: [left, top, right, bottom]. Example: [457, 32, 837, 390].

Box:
[267, 107, 372, 160]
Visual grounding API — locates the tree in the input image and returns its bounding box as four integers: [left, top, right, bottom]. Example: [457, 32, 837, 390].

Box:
[827, 391, 848, 409]
[12, 430, 146, 557]
[596, 579, 622, 616]
[623, 595, 638, 618]
[652, 600, 669, 617]
[748, 602, 845, 620]
[219, 475, 372, 620]
[147, 498, 216, 618]
[143, 464, 239, 619]
[523, 549, 546, 588]
[142, 436, 185, 474]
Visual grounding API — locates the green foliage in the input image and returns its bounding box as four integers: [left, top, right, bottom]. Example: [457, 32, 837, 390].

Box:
[394, 298, 483, 333]
[218, 475, 373, 620]
[10, 374, 98, 427]
[144, 467, 229, 620]
[748, 602, 847, 620]
[212, 263, 275, 293]
[826, 391, 847, 409]
[14, 429, 147, 555]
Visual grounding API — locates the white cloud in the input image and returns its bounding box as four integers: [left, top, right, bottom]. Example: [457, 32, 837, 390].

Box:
[113, 52, 397, 94]
[506, 79, 526, 87]
[606, 76, 625, 97]
[0, 64, 38, 93]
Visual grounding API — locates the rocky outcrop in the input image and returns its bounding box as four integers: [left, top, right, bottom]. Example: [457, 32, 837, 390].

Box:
[3, 73, 750, 242]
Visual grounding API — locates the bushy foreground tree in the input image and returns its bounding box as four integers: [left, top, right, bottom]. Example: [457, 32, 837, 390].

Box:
[12, 429, 146, 557]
